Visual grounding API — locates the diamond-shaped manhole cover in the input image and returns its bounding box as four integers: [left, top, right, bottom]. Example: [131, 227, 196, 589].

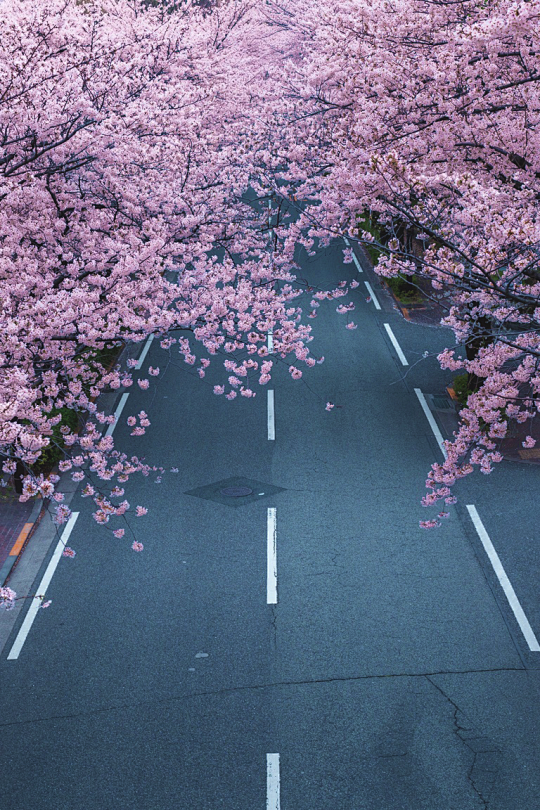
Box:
[221, 486, 253, 497]
[185, 476, 285, 507]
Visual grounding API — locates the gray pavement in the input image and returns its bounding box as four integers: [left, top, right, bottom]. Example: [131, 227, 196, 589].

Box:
[1, 239, 539, 809]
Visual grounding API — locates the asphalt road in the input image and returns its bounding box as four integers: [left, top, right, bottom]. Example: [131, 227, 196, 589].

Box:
[1, 239, 540, 809]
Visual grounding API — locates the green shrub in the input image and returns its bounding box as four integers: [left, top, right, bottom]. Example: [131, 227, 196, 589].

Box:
[452, 373, 473, 406]
[355, 216, 383, 265]
[32, 407, 81, 474]
[385, 274, 423, 304]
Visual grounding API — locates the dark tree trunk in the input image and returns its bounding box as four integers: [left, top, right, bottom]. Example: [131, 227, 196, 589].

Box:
[465, 316, 493, 393]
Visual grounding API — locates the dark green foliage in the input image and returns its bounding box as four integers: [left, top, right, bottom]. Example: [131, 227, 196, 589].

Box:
[385, 273, 423, 304]
[452, 373, 474, 406]
[32, 407, 81, 474]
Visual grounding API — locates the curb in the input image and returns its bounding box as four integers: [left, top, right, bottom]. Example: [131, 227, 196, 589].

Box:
[0, 498, 47, 588]
[0, 337, 150, 592]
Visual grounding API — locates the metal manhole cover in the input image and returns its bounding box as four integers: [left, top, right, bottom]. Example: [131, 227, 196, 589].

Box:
[185, 476, 285, 507]
[220, 486, 253, 497]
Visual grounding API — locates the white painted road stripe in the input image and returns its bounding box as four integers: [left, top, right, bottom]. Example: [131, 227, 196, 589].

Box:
[7, 512, 80, 660]
[135, 334, 154, 370]
[384, 323, 409, 366]
[364, 281, 381, 310]
[414, 388, 447, 458]
[467, 505, 540, 652]
[343, 236, 363, 273]
[267, 329, 274, 354]
[267, 508, 277, 605]
[105, 392, 130, 438]
[266, 753, 280, 810]
[267, 389, 275, 441]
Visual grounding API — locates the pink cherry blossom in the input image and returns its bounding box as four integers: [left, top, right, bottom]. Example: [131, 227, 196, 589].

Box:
[53, 506, 72, 525]
[0, 587, 16, 610]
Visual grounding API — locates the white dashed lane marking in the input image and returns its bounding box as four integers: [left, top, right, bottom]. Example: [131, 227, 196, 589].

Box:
[266, 753, 281, 810]
[384, 323, 409, 366]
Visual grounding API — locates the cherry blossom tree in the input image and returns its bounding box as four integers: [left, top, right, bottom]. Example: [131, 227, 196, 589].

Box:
[6, 0, 538, 611]
[0, 0, 324, 569]
[263, 0, 540, 525]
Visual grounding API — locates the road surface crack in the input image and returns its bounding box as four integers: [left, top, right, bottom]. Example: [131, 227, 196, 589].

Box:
[426, 676, 501, 808]
[0, 666, 524, 731]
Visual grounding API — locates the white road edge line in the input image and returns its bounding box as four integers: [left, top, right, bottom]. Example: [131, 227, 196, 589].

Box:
[364, 281, 381, 310]
[414, 388, 447, 458]
[343, 236, 363, 273]
[266, 753, 280, 810]
[105, 392, 130, 438]
[384, 323, 409, 366]
[135, 334, 154, 370]
[267, 508, 277, 605]
[466, 505, 540, 652]
[267, 389, 275, 441]
[7, 512, 80, 660]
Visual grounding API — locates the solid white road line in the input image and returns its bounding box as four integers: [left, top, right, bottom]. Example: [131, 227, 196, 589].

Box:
[414, 388, 447, 458]
[384, 323, 409, 366]
[343, 236, 363, 273]
[466, 505, 540, 652]
[364, 281, 381, 310]
[267, 508, 278, 605]
[267, 389, 275, 441]
[135, 334, 154, 370]
[105, 392, 130, 438]
[266, 753, 281, 810]
[7, 512, 80, 660]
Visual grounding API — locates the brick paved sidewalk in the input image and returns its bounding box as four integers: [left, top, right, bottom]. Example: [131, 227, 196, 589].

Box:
[0, 489, 42, 586]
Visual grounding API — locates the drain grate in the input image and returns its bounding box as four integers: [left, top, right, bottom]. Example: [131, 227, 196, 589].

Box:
[432, 396, 454, 410]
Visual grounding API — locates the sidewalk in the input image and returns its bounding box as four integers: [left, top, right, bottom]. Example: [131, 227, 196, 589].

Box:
[0, 489, 44, 586]
[0, 339, 145, 593]
[378, 265, 540, 466]
[427, 391, 540, 465]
